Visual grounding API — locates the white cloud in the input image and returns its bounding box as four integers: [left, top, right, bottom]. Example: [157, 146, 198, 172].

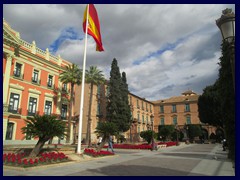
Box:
[3, 4, 235, 100]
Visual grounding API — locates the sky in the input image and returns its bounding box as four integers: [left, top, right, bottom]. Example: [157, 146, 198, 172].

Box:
[3, 4, 235, 101]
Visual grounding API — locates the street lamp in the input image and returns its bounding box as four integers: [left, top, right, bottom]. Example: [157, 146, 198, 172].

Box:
[175, 123, 179, 146]
[216, 8, 235, 92]
[150, 114, 155, 151]
[130, 117, 133, 143]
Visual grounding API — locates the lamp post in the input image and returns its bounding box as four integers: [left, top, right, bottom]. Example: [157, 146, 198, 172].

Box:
[130, 118, 133, 143]
[216, 8, 235, 92]
[150, 114, 155, 151]
[175, 123, 179, 146]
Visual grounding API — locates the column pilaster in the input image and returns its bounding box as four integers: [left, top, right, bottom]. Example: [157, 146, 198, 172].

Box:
[3, 53, 14, 104]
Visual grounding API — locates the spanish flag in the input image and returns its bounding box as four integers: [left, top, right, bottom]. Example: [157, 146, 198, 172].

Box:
[83, 4, 104, 52]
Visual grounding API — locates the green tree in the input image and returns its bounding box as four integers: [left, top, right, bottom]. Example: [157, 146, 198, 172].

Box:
[158, 125, 175, 141]
[21, 114, 66, 157]
[198, 81, 223, 127]
[187, 124, 202, 141]
[59, 64, 81, 143]
[94, 121, 118, 152]
[106, 58, 130, 133]
[218, 41, 235, 160]
[120, 72, 131, 132]
[140, 130, 156, 144]
[85, 66, 105, 147]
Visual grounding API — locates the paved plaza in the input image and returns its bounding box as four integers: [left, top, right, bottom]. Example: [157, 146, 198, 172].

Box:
[3, 143, 235, 176]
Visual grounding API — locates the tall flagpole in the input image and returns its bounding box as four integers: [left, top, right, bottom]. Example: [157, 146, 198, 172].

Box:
[77, 4, 89, 154]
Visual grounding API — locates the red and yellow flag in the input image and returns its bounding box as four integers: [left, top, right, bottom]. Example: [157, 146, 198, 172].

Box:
[83, 4, 104, 52]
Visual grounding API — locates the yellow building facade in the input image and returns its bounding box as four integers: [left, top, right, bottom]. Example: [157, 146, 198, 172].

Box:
[152, 90, 217, 141]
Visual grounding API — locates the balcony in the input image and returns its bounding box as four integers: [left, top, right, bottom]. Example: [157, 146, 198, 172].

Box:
[62, 88, 69, 94]
[8, 106, 22, 114]
[27, 111, 39, 117]
[32, 78, 41, 85]
[47, 82, 54, 89]
[61, 115, 69, 120]
[47, 113, 67, 120]
[13, 72, 24, 80]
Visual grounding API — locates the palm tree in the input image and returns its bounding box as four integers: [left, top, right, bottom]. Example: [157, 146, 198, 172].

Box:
[21, 114, 66, 157]
[59, 64, 81, 143]
[85, 66, 105, 147]
[94, 121, 118, 152]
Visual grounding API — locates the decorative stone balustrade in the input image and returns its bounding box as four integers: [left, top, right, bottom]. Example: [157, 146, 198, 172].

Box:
[19, 39, 61, 63]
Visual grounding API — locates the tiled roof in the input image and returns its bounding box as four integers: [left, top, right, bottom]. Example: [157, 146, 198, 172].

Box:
[151, 92, 199, 104]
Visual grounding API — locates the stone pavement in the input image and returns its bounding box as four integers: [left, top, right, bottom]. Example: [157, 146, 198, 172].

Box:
[3, 143, 235, 176]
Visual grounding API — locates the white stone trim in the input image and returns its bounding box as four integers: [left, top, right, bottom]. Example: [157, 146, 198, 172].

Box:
[45, 93, 54, 98]
[9, 83, 24, 91]
[28, 88, 41, 95]
[3, 118, 8, 140]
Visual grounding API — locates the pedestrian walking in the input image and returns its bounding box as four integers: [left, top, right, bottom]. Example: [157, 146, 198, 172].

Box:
[107, 135, 114, 153]
[222, 139, 227, 151]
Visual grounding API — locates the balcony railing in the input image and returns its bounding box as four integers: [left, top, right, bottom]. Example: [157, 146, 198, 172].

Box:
[13, 72, 24, 79]
[27, 111, 39, 116]
[8, 106, 22, 114]
[32, 78, 41, 85]
[61, 115, 69, 120]
[47, 82, 54, 89]
[50, 114, 70, 120]
[62, 88, 69, 94]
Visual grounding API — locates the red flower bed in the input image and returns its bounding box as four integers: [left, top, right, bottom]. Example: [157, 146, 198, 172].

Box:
[84, 148, 114, 157]
[3, 152, 69, 168]
[102, 141, 177, 149]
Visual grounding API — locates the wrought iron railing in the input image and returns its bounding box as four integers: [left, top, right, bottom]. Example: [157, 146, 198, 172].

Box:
[8, 106, 22, 114]
[31, 78, 41, 85]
